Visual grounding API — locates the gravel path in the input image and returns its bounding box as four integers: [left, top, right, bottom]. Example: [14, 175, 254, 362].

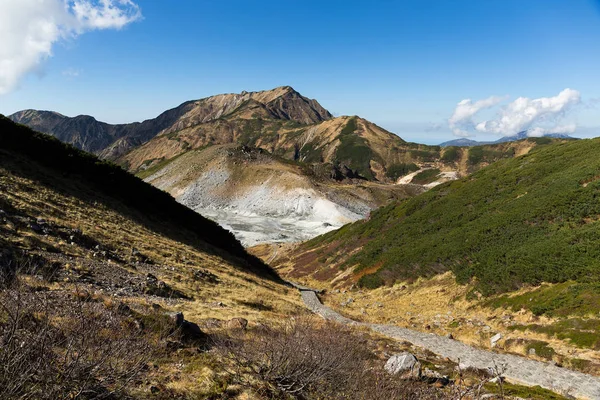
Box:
[298, 288, 600, 400]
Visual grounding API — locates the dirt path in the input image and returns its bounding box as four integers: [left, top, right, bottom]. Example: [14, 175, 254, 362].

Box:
[297, 288, 600, 399]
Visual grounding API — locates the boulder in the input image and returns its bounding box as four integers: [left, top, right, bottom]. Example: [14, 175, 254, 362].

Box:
[167, 312, 185, 327]
[167, 312, 206, 344]
[384, 352, 421, 378]
[227, 317, 248, 330]
[490, 333, 503, 347]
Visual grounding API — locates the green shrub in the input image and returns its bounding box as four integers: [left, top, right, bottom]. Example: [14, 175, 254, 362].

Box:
[386, 163, 419, 180]
[335, 118, 375, 180]
[411, 169, 440, 185]
[525, 340, 555, 359]
[441, 147, 460, 163]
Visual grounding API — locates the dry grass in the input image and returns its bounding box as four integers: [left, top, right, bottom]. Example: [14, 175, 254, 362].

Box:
[0, 148, 305, 396]
[277, 271, 600, 376]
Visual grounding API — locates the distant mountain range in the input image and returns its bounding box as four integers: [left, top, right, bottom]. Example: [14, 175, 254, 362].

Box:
[9, 86, 440, 181]
[440, 131, 575, 147]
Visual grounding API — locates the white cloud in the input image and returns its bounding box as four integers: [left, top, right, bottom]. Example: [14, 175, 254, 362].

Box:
[527, 124, 576, 138]
[62, 67, 81, 78]
[448, 95, 506, 137]
[449, 89, 581, 137]
[0, 0, 141, 94]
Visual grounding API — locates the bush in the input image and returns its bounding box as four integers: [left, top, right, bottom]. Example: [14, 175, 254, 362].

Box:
[442, 147, 460, 163]
[411, 169, 441, 185]
[0, 281, 159, 399]
[215, 318, 439, 399]
[386, 163, 419, 180]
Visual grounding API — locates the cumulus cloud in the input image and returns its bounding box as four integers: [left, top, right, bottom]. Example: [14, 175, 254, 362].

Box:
[448, 95, 506, 137]
[449, 89, 581, 137]
[0, 0, 141, 94]
[527, 124, 577, 138]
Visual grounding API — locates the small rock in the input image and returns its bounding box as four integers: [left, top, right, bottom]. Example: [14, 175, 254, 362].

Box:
[384, 352, 421, 378]
[167, 312, 185, 327]
[490, 333, 503, 347]
[528, 348, 536, 356]
[29, 223, 43, 233]
[199, 318, 223, 329]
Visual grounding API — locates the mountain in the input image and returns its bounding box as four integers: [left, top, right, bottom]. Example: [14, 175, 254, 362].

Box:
[494, 131, 574, 143]
[8, 86, 332, 160]
[439, 138, 487, 147]
[440, 131, 575, 147]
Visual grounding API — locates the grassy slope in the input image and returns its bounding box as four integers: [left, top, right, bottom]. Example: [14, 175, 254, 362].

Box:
[304, 138, 600, 298]
[0, 115, 276, 279]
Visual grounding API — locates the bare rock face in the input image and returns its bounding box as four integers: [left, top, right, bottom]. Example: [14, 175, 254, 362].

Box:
[263, 86, 332, 124]
[384, 352, 421, 378]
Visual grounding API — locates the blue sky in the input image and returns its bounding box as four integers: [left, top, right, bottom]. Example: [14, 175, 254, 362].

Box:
[2, 0, 600, 144]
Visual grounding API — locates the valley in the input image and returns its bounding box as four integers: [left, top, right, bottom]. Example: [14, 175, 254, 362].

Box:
[10, 86, 556, 246]
[5, 86, 599, 399]
[4, 1, 600, 398]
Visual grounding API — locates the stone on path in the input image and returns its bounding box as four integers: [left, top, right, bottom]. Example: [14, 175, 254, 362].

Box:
[385, 352, 421, 378]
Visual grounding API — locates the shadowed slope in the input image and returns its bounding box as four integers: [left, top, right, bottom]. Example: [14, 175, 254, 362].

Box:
[0, 115, 278, 281]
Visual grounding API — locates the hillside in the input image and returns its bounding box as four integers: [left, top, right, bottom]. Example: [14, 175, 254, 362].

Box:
[277, 137, 600, 301]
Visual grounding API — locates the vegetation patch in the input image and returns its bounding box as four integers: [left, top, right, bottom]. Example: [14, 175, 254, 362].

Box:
[468, 146, 514, 165]
[386, 162, 419, 180]
[485, 281, 600, 317]
[300, 141, 324, 163]
[524, 340, 556, 360]
[483, 382, 570, 400]
[509, 319, 600, 349]
[335, 117, 376, 180]
[441, 147, 460, 163]
[304, 139, 600, 294]
[136, 155, 175, 180]
[411, 169, 441, 185]
[410, 149, 439, 162]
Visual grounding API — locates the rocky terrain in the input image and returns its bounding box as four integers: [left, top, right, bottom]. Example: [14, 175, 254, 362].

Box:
[296, 286, 600, 399]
